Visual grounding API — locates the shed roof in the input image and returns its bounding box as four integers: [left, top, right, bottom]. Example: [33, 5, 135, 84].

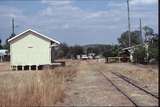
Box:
[8, 29, 60, 44]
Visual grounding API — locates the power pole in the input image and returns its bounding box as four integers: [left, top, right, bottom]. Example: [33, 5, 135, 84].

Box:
[139, 18, 143, 44]
[127, 0, 133, 62]
[11, 18, 16, 37]
[12, 18, 14, 35]
[127, 0, 131, 47]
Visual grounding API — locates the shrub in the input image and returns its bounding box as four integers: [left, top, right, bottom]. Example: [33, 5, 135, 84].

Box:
[133, 46, 146, 64]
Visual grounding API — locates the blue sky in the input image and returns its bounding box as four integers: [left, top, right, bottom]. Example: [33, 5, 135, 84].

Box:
[0, 0, 158, 45]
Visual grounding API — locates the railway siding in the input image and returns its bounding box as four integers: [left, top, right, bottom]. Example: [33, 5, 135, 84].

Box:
[100, 71, 158, 106]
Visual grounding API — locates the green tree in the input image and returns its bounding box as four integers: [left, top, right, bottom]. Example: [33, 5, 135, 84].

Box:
[86, 47, 94, 55]
[67, 45, 83, 59]
[59, 43, 69, 58]
[102, 45, 119, 58]
[133, 46, 146, 64]
[73, 45, 83, 58]
[143, 26, 154, 43]
[3, 32, 16, 51]
[143, 26, 158, 63]
[148, 34, 159, 63]
[0, 39, 3, 49]
[118, 31, 142, 48]
[143, 26, 154, 35]
[53, 43, 69, 59]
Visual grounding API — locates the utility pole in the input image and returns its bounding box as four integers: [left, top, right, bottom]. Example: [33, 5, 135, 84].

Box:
[142, 19, 149, 64]
[127, 0, 131, 47]
[11, 18, 16, 37]
[127, 0, 133, 62]
[12, 18, 14, 35]
[139, 18, 143, 44]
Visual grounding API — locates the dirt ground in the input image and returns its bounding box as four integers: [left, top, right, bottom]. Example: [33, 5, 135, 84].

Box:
[0, 60, 158, 106]
[0, 62, 10, 72]
[56, 60, 158, 106]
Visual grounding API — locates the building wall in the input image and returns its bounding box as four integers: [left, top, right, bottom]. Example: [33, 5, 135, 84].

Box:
[10, 33, 51, 65]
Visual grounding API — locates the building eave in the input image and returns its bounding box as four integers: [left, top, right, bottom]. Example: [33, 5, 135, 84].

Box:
[8, 29, 61, 44]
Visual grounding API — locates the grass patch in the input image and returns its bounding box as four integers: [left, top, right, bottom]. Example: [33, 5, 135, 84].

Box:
[0, 63, 77, 106]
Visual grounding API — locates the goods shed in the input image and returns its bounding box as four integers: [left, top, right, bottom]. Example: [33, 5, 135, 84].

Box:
[8, 29, 60, 70]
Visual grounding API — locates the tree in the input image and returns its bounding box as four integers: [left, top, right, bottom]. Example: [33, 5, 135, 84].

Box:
[0, 38, 3, 49]
[86, 47, 94, 55]
[3, 32, 16, 51]
[143, 26, 154, 35]
[59, 45, 84, 59]
[112, 45, 119, 56]
[52, 43, 70, 59]
[2, 38, 10, 50]
[142, 26, 158, 64]
[71, 45, 83, 59]
[143, 26, 154, 43]
[103, 49, 113, 58]
[102, 45, 119, 58]
[133, 46, 146, 64]
[132, 29, 158, 64]
[148, 34, 159, 63]
[118, 30, 142, 48]
[149, 34, 158, 47]
[59, 43, 69, 58]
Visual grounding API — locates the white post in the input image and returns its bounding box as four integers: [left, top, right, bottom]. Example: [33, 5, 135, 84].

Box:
[29, 66, 31, 71]
[22, 66, 24, 71]
[36, 66, 38, 71]
[15, 66, 17, 71]
[129, 49, 134, 63]
[145, 43, 149, 64]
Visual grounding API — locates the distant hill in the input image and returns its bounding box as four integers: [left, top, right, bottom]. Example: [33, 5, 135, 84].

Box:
[82, 44, 113, 48]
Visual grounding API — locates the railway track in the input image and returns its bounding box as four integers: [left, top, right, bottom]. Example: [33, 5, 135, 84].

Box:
[98, 71, 138, 106]
[98, 70, 158, 107]
[111, 71, 159, 99]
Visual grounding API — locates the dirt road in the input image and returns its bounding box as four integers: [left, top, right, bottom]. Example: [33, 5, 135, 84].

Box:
[56, 61, 158, 106]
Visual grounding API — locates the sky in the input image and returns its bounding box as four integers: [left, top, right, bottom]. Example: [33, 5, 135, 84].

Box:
[0, 0, 158, 45]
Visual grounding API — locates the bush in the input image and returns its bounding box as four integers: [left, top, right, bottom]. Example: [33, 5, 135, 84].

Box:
[133, 46, 146, 64]
[148, 47, 158, 64]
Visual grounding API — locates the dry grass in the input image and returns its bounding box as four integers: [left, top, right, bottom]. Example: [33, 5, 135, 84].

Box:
[0, 62, 77, 106]
[89, 62, 158, 94]
[105, 63, 158, 84]
[89, 62, 158, 84]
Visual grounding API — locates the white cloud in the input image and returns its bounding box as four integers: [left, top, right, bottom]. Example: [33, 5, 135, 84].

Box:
[41, 0, 72, 6]
[41, 7, 53, 16]
[0, 6, 27, 31]
[0, 6, 24, 18]
[130, 0, 158, 5]
[0, 0, 158, 45]
[62, 24, 70, 29]
[85, 11, 106, 19]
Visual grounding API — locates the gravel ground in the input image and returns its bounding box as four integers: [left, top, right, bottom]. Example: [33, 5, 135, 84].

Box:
[0, 62, 10, 72]
[56, 61, 158, 106]
[57, 61, 134, 106]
